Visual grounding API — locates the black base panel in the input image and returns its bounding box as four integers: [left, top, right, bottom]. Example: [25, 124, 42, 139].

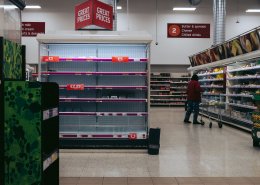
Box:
[60, 139, 148, 149]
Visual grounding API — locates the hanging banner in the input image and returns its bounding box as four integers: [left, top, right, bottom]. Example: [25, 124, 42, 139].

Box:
[167, 23, 210, 38]
[189, 29, 260, 66]
[75, 0, 113, 30]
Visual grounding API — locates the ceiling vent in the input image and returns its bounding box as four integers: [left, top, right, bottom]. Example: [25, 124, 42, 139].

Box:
[188, 0, 202, 6]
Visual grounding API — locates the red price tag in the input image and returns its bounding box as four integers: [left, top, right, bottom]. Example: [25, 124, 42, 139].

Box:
[67, 84, 84, 91]
[41, 56, 60, 62]
[112, 56, 129, 63]
[128, 133, 137, 140]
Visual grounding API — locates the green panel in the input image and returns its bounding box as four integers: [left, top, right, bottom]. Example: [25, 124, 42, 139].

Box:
[3, 39, 23, 80]
[4, 81, 42, 185]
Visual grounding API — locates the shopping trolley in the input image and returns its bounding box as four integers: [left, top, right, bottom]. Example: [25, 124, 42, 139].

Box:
[199, 100, 223, 128]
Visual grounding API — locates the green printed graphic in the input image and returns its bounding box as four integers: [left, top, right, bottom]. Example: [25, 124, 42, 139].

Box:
[4, 81, 42, 185]
[3, 39, 23, 80]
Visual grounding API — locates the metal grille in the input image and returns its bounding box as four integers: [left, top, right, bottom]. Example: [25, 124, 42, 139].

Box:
[97, 102, 146, 112]
[98, 76, 146, 86]
[98, 62, 146, 72]
[60, 89, 97, 98]
[59, 102, 96, 112]
[48, 62, 96, 72]
[60, 115, 147, 133]
[48, 44, 97, 58]
[98, 89, 146, 98]
[98, 45, 147, 58]
[48, 75, 96, 86]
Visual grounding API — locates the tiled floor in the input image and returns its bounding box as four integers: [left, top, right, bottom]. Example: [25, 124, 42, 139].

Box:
[60, 108, 260, 177]
[60, 177, 260, 185]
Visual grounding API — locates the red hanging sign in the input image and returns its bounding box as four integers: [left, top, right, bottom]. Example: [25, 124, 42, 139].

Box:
[67, 84, 85, 91]
[112, 56, 129, 62]
[75, 0, 113, 30]
[167, 23, 210, 38]
[41, 56, 60, 62]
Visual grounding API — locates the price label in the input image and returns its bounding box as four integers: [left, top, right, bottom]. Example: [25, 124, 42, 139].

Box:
[128, 133, 137, 140]
[67, 84, 84, 91]
[41, 56, 60, 62]
[112, 56, 129, 63]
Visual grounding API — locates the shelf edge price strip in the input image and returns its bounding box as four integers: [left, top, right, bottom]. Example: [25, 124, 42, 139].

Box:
[67, 84, 85, 91]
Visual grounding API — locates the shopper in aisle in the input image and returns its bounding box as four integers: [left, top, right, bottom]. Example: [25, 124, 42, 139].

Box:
[184, 74, 203, 124]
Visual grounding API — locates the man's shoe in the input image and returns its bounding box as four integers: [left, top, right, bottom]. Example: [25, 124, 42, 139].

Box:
[184, 120, 191, 123]
[193, 121, 201, 124]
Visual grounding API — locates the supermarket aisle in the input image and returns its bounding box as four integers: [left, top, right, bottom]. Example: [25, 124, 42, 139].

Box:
[60, 108, 260, 177]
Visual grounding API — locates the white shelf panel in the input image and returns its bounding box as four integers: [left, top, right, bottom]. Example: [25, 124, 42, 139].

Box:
[228, 65, 260, 73]
[226, 103, 257, 110]
[150, 81, 170, 83]
[201, 85, 224, 88]
[151, 90, 170, 92]
[151, 95, 186, 97]
[151, 99, 186, 101]
[227, 76, 259, 80]
[170, 82, 188, 84]
[199, 78, 224, 82]
[197, 71, 223, 77]
[220, 94, 253, 98]
[227, 85, 260, 89]
[202, 93, 221, 96]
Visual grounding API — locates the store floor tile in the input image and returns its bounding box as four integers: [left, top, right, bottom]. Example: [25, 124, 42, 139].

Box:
[60, 108, 260, 177]
[59, 177, 258, 185]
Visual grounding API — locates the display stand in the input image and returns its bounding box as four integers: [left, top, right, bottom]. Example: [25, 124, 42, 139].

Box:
[37, 31, 152, 148]
[150, 73, 189, 106]
[188, 27, 260, 131]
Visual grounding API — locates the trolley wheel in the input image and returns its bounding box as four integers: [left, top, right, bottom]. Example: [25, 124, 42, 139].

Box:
[218, 122, 222, 128]
[209, 122, 212, 128]
[253, 140, 259, 147]
[201, 121, 205, 126]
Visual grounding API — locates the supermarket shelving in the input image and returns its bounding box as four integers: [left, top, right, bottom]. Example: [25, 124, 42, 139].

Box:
[150, 73, 189, 106]
[37, 31, 152, 148]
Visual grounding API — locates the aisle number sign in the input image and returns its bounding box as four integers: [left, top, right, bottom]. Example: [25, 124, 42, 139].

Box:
[167, 23, 210, 38]
[75, 0, 113, 30]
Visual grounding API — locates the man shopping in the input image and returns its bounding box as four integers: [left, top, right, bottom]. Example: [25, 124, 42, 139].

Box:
[184, 74, 203, 124]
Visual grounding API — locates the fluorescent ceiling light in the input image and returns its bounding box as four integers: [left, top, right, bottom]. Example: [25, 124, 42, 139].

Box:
[25, 5, 41, 9]
[173, 7, 196, 11]
[246, 9, 260, 13]
[116, 6, 122, 10]
[0, 5, 17, 9]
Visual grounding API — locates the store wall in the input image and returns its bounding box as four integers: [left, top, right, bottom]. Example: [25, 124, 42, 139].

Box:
[22, 0, 260, 65]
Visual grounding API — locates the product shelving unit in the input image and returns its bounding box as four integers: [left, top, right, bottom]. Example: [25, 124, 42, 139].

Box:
[37, 31, 152, 148]
[189, 51, 260, 131]
[150, 73, 189, 106]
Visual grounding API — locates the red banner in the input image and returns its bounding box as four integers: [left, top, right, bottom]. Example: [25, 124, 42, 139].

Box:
[22, 22, 45, 37]
[167, 23, 210, 38]
[93, 0, 113, 30]
[75, 0, 93, 30]
[112, 56, 129, 62]
[67, 84, 85, 91]
[75, 0, 113, 30]
[41, 56, 60, 62]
